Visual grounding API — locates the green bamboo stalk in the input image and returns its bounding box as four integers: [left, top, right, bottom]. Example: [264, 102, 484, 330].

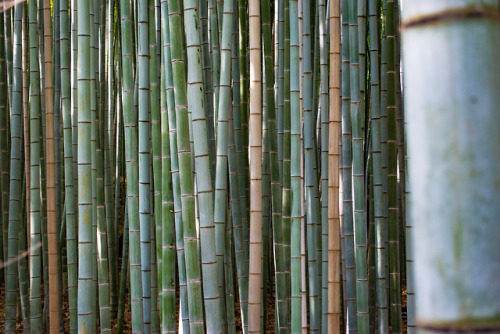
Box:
[53, 0, 62, 252]
[120, 0, 144, 331]
[28, 0, 43, 330]
[71, 0, 78, 223]
[77, 0, 96, 330]
[208, 0, 220, 126]
[5, 4, 23, 332]
[237, 0, 249, 260]
[137, 0, 152, 329]
[198, 0, 216, 178]
[302, 0, 321, 331]
[18, 196, 30, 332]
[160, 56, 176, 334]
[289, 0, 302, 331]
[224, 208, 236, 334]
[229, 9, 248, 329]
[105, 0, 118, 316]
[274, 1, 289, 332]
[149, 0, 163, 333]
[369, 0, 388, 331]
[183, 0, 222, 331]
[281, 0, 292, 329]
[348, 0, 369, 331]
[213, 0, 234, 329]
[261, 0, 276, 329]
[20, 8, 30, 330]
[385, 1, 402, 332]
[0, 9, 7, 287]
[60, 0, 77, 330]
[116, 201, 129, 334]
[168, 0, 205, 331]
[318, 0, 330, 329]
[404, 140, 414, 333]
[96, 90, 112, 333]
[160, 1, 190, 331]
[341, 0, 357, 331]
[4, 6, 12, 106]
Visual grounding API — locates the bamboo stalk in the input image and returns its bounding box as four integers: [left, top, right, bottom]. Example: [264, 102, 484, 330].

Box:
[328, 0, 341, 331]
[403, 1, 500, 332]
[5, 4, 22, 332]
[247, 0, 262, 332]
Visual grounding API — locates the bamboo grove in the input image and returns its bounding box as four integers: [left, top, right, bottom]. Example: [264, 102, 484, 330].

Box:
[0, 0, 462, 332]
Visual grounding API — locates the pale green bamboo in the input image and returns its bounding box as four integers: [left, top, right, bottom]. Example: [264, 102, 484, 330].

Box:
[149, 0, 163, 333]
[5, 4, 23, 332]
[208, 0, 220, 127]
[168, 0, 205, 331]
[183, 0, 222, 331]
[404, 144, 414, 333]
[71, 0, 78, 222]
[120, 0, 145, 331]
[341, 0, 357, 331]
[289, 0, 302, 331]
[60, 0, 77, 330]
[213, 0, 234, 329]
[28, 0, 43, 330]
[160, 1, 190, 331]
[403, 1, 500, 331]
[77, 0, 96, 330]
[137, 0, 152, 329]
[318, 0, 330, 329]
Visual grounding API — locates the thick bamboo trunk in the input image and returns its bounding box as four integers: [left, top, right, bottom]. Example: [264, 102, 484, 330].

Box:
[403, 1, 500, 332]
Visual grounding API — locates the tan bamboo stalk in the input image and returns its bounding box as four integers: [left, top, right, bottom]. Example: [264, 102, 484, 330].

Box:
[328, 0, 341, 331]
[247, 0, 262, 332]
[43, 0, 60, 331]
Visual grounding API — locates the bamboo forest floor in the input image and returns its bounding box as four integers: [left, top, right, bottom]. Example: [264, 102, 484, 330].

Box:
[0, 281, 406, 332]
